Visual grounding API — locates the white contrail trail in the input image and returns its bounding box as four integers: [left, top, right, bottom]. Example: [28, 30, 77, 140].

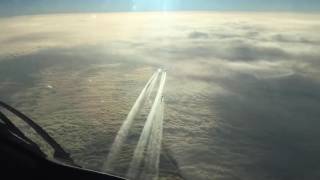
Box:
[145, 69, 161, 107]
[103, 70, 160, 172]
[126, 71, 167, 179]
[146, 69, 162, 101]
[141, 98, 164, 180]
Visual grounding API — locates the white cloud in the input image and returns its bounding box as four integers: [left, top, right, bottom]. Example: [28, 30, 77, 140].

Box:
[1, 12, 320, 180]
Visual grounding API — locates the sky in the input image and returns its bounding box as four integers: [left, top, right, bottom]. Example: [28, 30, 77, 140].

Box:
[0, 0, 320, 16]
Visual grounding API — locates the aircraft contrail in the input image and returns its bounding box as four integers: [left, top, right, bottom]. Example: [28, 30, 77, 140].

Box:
[126, 71, 167, 179]
[147, 69, 161, 100]
[140, 98, 164, 180]
[103, 70, 160, 172]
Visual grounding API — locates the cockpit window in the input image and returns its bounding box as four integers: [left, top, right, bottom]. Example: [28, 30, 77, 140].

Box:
[1, 1, 320, 180]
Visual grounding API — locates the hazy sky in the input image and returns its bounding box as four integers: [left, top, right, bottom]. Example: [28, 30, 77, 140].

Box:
[0, 0, 320, 16]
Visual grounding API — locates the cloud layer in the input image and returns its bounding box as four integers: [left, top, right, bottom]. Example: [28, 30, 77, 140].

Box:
[1, 12, 320, 180]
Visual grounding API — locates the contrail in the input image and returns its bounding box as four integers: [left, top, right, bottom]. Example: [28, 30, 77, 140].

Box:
[140, 98, 164, 180]
[126, 71, 167, 179]
[103, 70, 160, 172]
[146, 69, 161, 105]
